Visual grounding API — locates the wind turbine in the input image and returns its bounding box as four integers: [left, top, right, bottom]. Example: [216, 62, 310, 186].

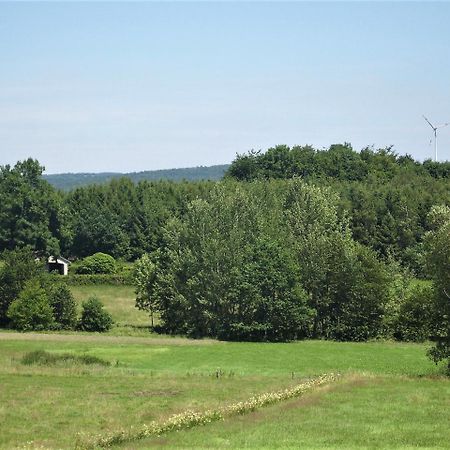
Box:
[423, 115, 449, 162]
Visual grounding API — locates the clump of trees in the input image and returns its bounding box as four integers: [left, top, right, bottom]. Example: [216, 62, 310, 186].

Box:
[226, 143, 450, 182]
[226, 145, 450, 270]
[0, 248, 112, 332]
[134, 180, 391, 341]
[0, 247, 40, 326]
[49, 284, 78, 330]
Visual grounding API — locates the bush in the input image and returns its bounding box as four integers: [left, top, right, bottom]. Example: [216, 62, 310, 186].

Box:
[393, 283, 434, 342]
[79, 296, 113, 332]
[7, 280, 55, 331]
[49, 284, 78, 330]
[76, 253, 116, 275]
[0, 247, 40, 325]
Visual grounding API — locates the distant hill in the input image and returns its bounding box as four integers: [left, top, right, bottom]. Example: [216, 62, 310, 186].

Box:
[44, 164, 230, 190]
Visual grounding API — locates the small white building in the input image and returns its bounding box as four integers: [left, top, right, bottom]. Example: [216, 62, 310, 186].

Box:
[47, 256, 70, 276]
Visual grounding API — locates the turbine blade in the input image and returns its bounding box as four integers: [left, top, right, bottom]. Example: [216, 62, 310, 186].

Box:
[436, 123, 449, 128]
[423, 115, 436, 130]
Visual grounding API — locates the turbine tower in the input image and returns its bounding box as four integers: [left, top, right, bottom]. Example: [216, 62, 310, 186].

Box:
[423, 115, 449, 162]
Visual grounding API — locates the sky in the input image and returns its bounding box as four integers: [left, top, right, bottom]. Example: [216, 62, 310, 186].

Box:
[1, 2, 450, 174]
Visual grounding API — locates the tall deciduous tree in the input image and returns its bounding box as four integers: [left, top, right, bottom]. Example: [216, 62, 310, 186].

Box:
[0, 159, 61, 255]
[425, 205, 450, 373]
[0, 247, 40, 325]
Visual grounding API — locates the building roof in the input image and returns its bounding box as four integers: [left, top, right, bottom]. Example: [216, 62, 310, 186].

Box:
[48, 256, 71, 265]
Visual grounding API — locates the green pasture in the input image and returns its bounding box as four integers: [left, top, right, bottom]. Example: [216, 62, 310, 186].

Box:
[138, 375, 450, 449]
[0, 330, 447, 449]
[0, 282, 448, 449]
[70, 284, 150, 331]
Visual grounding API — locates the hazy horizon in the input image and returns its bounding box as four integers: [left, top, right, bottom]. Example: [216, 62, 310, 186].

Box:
[2, 2, 450, 173]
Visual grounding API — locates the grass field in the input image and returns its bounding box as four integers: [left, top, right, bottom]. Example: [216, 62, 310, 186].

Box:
[137, 375, 450, 449]
[70, 284, 151, 331]
[0, 330, 447, 449]
[0, 283, 448, 449]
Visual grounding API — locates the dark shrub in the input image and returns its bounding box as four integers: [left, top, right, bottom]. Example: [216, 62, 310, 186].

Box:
[79, 296, 113, 332]
[65, 273, 132, 286]
[49, 284, 78, 330]
[394, 283, 434, 342]
[0, 247, 40, 325]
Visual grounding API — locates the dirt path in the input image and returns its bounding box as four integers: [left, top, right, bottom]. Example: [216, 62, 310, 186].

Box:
[0, 331, 218, 346]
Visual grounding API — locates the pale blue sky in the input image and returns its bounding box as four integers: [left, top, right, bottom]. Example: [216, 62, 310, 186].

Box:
[1, 1, 450, 173]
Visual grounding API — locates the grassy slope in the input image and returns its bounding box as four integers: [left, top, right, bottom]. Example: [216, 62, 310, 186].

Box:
[70, 284, 150, 330]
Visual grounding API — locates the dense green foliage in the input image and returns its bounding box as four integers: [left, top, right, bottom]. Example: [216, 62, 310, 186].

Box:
[48, 284, 78, 330]
[62, 178, 212, 259]
[0, 247, 40, 325]
[134, 253, 158, 326]
[0, 159, 62, 255]
[392, 283, 435, 342]
[425, 205, 450, 372]
[1, 149, 448, 344]
[44, 164, 229, 190]
[135, 181, 390, 341]
[75, 252, 116, 274]
[7, 280, 55, 331]
[1, 149, 448, 270]
[226, 143, 450, 181]
[79, 296, 113, 332]
[227, 144, 450, 269]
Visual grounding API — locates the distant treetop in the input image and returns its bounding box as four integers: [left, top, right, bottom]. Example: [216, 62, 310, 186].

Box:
[226, 144, 450, 181]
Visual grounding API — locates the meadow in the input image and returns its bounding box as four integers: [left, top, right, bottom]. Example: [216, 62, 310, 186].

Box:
[0, 284, 448, 449]
[70, 284, 150, 332]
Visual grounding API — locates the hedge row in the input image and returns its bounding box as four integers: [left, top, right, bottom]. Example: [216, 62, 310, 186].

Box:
[63, 274, 133, 286]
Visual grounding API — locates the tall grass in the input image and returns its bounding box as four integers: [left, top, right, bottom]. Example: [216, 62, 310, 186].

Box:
[77, 373, 339, 449]
[21, 350, 111, 367]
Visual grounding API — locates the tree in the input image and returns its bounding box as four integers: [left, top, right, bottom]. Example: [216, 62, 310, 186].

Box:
[393, 283, 434, 342]
[79, 297, 113, 332]
[133, 253, 158, 327]
[7, 280, 55, 331]
[0, 247, 40, 325]
[138, 182, 312, 341]
[284, 180, 389, 340]
[425, 205, 450, 373]
[49, 284, 78, 330]
[0, 159, 61, 255]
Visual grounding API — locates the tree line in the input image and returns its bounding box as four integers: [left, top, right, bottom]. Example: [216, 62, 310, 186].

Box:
[0, 147, 449, 370]
[0, 148, 448, 273]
